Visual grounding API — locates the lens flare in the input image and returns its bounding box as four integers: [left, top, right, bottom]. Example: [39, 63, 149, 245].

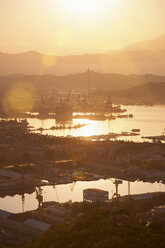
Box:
[42, 54, 57, 68]
[3, 84, 34, 115]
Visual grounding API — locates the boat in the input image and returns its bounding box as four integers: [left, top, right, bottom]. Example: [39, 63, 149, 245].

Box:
[131, 129, 140, 132]
[55, 90, 73, 120]
[55, 104, 73, 120]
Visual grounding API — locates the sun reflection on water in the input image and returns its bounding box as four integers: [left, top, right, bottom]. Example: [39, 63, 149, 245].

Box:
[27, 106, 165, 142]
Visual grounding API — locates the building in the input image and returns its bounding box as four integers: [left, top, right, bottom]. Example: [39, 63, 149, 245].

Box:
[0, 169, 34, 192]
[83, 188, 109, 203]
[150, 206, 165, 225]
[0, 209, 12, 220]
[118, 192, 162, 202]
[45, 205, 71, 223]
[0, 209, 25, 234]
[0, 209, 51, 239]
[24, 218, 51, 238]
[47, 205, 70, 216]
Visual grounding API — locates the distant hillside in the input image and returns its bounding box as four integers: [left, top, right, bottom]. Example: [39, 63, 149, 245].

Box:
[109, 82, 165, 104]
[123, 34, 165, 51]
[0, 73, 165, 93]
[1, 35, 165, 75]
[115, 82, 165, 97]
[107, 34, 165, 53]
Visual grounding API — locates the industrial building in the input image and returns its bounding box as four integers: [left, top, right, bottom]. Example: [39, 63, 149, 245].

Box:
[44, 205, 71, 223]
[83, 188, 109, 203]
[0, 169, 34, 192]
[118, 192, 162, 202]
[24, 218, 51, 238]
[0, 209, 50, 239]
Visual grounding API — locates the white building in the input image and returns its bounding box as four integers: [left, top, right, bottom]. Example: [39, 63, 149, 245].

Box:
[83, 188, 109, 203]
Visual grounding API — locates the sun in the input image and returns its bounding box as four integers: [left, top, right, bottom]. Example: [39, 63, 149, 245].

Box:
[58, 0, 113, 21]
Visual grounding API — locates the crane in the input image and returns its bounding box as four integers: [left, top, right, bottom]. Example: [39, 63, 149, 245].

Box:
[87, 69, 90, 99]
[21, 194, 25, 213]
[35, 187, 43, 208]
[66, 89, 71, 104]
[53, 184, 59, 200]
[112, 179, 122, 199]
[128, 181, 131, 196]
[70, 181, 76, 191]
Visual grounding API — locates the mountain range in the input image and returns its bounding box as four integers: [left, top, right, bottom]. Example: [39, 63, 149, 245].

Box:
[1, 35, 165, 75]
[0, 72, 165, 92]
[108, 82, 165, 104]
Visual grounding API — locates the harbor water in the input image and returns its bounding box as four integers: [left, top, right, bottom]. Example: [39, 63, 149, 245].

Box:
[0, 178, 165, 213]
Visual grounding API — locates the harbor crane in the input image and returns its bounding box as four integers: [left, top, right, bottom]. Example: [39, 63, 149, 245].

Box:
[53, 184, 59, 200]
[21, 194, 25, 213]
[70, 181, 76, 191]
[35, 187, 43, 208]
[112, 179, 123, 198]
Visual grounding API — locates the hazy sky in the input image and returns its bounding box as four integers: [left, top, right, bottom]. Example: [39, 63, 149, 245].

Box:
[0, 0, 165, 55]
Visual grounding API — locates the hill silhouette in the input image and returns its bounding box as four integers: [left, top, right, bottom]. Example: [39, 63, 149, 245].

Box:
[107, 82, 165, 104]
[1, 35, 165, 75]
[123, 34, 165, 51]
[0, 72, 165, 93]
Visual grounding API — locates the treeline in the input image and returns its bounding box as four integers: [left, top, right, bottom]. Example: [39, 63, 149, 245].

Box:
[23, 207, 165, 248]
[93, 82, 165, 104]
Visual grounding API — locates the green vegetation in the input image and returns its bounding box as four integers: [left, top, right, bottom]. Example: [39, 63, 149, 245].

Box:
[24, 208, 165, 248]
[62, 193, 165, 213]
[130, 159, 165, 171]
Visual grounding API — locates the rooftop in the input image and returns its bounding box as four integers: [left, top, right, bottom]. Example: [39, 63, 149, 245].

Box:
[0, 169, 22, 180]
[55, 160, 73, 165]
[84, 188, 108, 193]
[47, 206, 70, 215]
[24, 218, 51, 232]
[0, 209, 13, 219]
[8, 212, 30, 223]
[119, 192, 164, 201]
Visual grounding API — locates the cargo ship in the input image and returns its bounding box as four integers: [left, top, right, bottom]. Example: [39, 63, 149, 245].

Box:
[55, 104, 73, 121]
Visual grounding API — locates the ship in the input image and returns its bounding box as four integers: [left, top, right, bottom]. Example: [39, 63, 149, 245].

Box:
[131, 129, 140, 132]
[55, 90, 73, 120]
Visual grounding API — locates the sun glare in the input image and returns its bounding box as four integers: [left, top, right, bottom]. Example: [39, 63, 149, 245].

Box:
[58, 0, 113, 21]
